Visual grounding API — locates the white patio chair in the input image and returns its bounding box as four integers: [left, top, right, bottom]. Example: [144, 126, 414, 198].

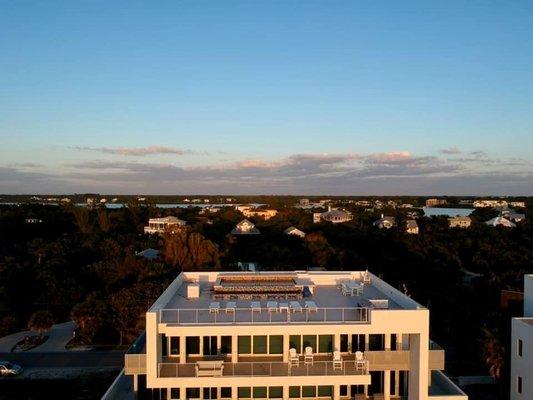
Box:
[333, 350, 342, 370]
[225, 301, 236, 313]
[304, 346, 314, 365]
[279, 302, 289, 312]
[209, 301, 220, 313]
[289, 347, 299, 367]
[251, 301, 261, 312]
[305, 300, 318, 313]
[267, 301, 278, 313]
[355, 351, 366, 372]
[290, 301, 302, 313]
[341, 283, 350, 296]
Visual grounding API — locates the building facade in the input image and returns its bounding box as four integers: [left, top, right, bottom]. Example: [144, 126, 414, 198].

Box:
[145, 217, 187, 235]
[124, 271, 467, 400]
[448, 217, 471, 229]
[510, 275, 533, 400]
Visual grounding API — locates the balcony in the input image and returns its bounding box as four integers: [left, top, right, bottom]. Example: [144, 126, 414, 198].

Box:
[159, 306, 370, 325]
[125, 354, 146, 375]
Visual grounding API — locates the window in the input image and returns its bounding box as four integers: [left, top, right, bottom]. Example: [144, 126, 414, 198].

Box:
[289, 335, 301, 353]
[162, 334, 168, 356]
[253, 336, 267, 354]
[170, 337, 180, 355]
[318, 386, 332, 397]
[340, 335, 349, 352]
[186, 337, 200, 354]
[221, 336, 232, 354]
[303, 335, 317, 352]
[170, 388, 180, 400]
[203, 336, 218, 356]
[518, 376, 522, 394]
[369, 334, 384, 351]
[269, 387, 283, 398]
[238, 336, 251, 354]
[391, 334, 397, 350]
[238, 387, 251, 399]
[253, 387, 267, 398]
[289, 387, 301, 398]
[220, 388, 232, 399]
[518, 339, 523, 357]
[340, 386, 348, 396]
[302, 386, 316, 398]
[269, 336, 283, 354]
[202, 388, 217, 399]
[318, 335, 333, 353]
[351, 334, 365, 352]
[186, 388, 200, 399]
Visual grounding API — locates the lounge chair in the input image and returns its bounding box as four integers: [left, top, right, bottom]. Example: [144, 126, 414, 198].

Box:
[290, 301, 302, 313]
[251, 301, 261, 312]
[355, 351, 366, 372]
[289, 348, 299, 367]
[305, 300, 318, 312]
[341, 282, 350, 296]
[267, 301, 278, 313]
[304, 346, 314, 365]
[225, 301, 236, 313]
[333, 350, 342, 370]
[209, 301, 220, 313]
[279, 302, 289, 312]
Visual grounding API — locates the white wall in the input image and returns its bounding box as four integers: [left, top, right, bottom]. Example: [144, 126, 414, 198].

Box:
[510, 319, 533, 400]
[523, 275, 533, 317]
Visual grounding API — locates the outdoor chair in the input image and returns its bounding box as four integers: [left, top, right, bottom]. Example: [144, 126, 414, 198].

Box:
[209, 301, 220, 313]
[225, 301, 236, 313]
[333, 350, 342, 370]
[305, 300, 318, 313]
[289, 348, 299, 367]
[304, 346, 314, 365]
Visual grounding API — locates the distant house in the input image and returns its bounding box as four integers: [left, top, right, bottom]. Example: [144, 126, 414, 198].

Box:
[485, 216, 516, 228]
[231, 219, 260, 235]
[448, 216, 472, 229]
[313, 208, 353, 224]
[136, 248, 160, 261]
[144, 216, 186, 235]
[426, 198, 447, 207]
[503, 212, 526, 223]
[405, 220, 419, 234]
[242, 208, 278, 220]
[284, 226, 306, 238]
[510, 201, 526, 208]
[373, 215, 396, 229]
[474, 199, 508, 208]
[299, 199, 310, 206]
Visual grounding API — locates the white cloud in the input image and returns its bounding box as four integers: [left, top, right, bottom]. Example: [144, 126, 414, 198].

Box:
[71, 145, 200, 157]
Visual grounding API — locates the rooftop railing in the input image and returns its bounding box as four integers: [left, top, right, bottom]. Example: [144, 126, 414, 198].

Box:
[158, 360, 368, 378]
[159, 307, 369, 325]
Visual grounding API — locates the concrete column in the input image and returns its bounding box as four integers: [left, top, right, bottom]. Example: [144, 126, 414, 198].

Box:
[384, 371, 391, 400]
[199, 335, 204, 356]
[283, 334, 290, 362]
[365, 334, 369, 351]
[282, 386, 289, 400]
[180, 387, 186, 400]
[333, 384, 340, 400]
[232, 335, 238, 362]
[385, 333, 391, 350]
[394, 370, 400, 396]
[408, 327, 429, 400]
[133, 374, 138, 395]
[179, 336, 186, 363]
[334, 333, 341, 352]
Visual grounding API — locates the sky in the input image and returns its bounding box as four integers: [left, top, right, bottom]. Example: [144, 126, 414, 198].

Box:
[1, 0, 532, 195]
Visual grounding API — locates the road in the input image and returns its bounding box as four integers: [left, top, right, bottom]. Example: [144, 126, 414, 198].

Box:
[0, 351, 124, 369]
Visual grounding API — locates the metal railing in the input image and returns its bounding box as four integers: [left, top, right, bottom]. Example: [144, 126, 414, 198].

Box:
[124, 353, 146, 374]
[159, 307, 369, 325]
[158, 360, 369, 378]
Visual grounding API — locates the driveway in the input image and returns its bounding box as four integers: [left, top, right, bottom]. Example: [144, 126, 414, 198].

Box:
[0, 321, 76, 353]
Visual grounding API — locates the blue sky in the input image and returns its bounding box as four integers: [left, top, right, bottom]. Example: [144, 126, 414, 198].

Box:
[1, 0, 532, 194]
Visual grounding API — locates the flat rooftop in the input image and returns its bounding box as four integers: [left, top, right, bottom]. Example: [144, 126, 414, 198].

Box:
[151, 271, 425, 324]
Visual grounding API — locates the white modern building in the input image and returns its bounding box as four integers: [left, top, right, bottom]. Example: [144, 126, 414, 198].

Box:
[145, 217, 187, 235]
[373, 216, 396, 230]
[510, 275, 533, 400]
[123, 271, 467, 400]
[231, 220, 261, 235]
[284, 227, 306, 238]
[313, 208, 353, 224]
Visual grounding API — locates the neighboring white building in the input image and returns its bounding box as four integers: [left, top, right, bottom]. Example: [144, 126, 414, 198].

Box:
[284, 226, 306, 238]
[510, 275, 533, 400]
[485, 216, 516, 228]
[231, 219, 260, 235]
[122, 270, 467, 400]
[473, 199, 508, 208]
[242, 209, 278, 221]
[425, 199, 447, 207]
[405, 220, 419, 235]
[373, 215, 396, 229]
[145, 217, 187, 235]
[510, 201, 526, 208]
[448, 216, 472, 229]
[313, 208, 353, 224]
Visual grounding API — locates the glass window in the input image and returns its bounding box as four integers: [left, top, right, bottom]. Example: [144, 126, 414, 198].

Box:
[238, 336, 251, 354]
[221, 336, 232, 354]
[340, 385, 348, 396]
[186, 337, 200, 354]
[253, 387, 267, 398]
[303, 335, 317, 352]
[302, 386, 316, 398]
[186, 388, 200, 399]
[269, 336, 283, 354]
[289, 387, 300, 398]
[340, 335, 349, 352]
[352, 334, 365, 352]
[238, 387, 251, 399]
[391, 334, 397, 350]
[170, 337, 180, 355]
[318, 386, 332, 397]
[289, 335, 301, 353]
[269, 387, 283, 398]
[518, 376, 522, 394]
[518, 339, 523, 357]
[221, 388, 232, 398]
[369, 334, 384, 351]
[253, 336, 267, 354]
[318, 335, 333, 353]
[170, 388, 180, 399]
[162, 334, 168, 356]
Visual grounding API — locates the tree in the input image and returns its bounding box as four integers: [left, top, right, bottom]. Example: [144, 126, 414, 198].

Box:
[28, 310, 53, 338]
[482, 327, 505, 379]
[71, 294, 110, 343]
[97, 209, 111, 232]
[71, 206, 92, 234]
[163, 230, 220, 270]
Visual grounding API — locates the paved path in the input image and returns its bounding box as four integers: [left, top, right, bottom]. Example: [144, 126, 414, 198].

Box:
[0, 321, 76, 353]
[0, 351, 124, 368]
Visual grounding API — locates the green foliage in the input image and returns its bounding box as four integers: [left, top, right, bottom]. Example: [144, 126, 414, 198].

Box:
[28, 310, 54, 337]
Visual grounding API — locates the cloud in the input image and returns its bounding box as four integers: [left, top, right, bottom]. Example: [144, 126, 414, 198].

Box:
[440, 146, 462, 155]
[71, 145, 201, 157]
